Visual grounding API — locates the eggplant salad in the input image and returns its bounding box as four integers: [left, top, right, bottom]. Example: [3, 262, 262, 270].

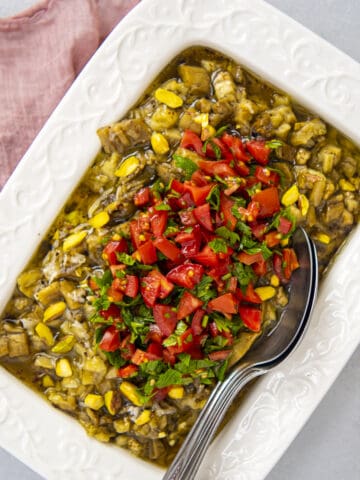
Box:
[0, 47, 359, 466]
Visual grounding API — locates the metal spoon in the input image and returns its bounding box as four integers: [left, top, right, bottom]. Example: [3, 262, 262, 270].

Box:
[163, 227, 318, 480]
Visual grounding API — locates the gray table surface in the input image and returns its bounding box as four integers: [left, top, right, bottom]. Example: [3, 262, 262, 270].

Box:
[0, 1, 359, 479]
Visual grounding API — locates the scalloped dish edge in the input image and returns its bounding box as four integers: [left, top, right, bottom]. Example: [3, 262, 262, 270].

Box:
[0, 0, 359, 479]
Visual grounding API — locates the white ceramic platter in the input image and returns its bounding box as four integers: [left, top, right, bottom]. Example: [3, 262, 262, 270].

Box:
[0, 0, 359, 478]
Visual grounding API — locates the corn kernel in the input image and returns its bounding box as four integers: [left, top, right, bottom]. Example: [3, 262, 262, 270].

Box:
[151, 132, 170, 155]
[281, 184, 300, 206]
[65, 210, 83, 225]
[115, 156, 139, 177]
[314, 233, 331, 244]
[51, 335, 76, 354]
[298, 194, 310, 216]
[55, 358, 73, 378]
[119, 381, 142, 406]
[280, 237, 289, 246]
[43, 301, 66, 322]
[35, 322, 54, 346]
[104, 390, 116, 415]
[89, 211, 110, 228]
[84, 394, 104, 410]
[194, 113, 209, 128]
[168, 386, 184, 399]
[339, 179, 355, 192]
[154, 88, 183, 108]
[42, 375, 55, 388]
[270, 274, 280, 287]
[255, 286, 276, 301]
[135, 409, 151, 426]
[201, 125, 216, 141]
[63, 231, 87, 252]
[106, 201, 118, 213]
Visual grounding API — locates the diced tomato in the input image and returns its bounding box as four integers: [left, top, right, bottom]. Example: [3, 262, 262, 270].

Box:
[179, 209, 197, 226]
[273, 253, 286, 284]
[169, 178, 185, 194]
[283, 248, 299, 280]
[153, 387, 171, 400]
[130, 219, 149, 249]
[278, 216, 293, 234]
[131, 349, 148, 365]
[117, 364, 138, 378]
[193, 203, 213, 231]
[243, 283, 262, 304]
[124, 275, 139, 298]
[146, 323, 164, 344]
[177, 292, 203, 320]
[207, 257, 230, 281]
[150, 210, 168, 237]
[153, 237, 182, 262]
[140, 274, 161, 307]
[177, 192, 195, 209]
[265, 230, 282, 247]
[119, 335, 136, 360]
[134, 186, 151, 206]
[146, 342, 163, 360]
[138, 240, 158, 264]
[246, 140, 271, 165]
[227, 276, 238, 293]
[238, 251, 265, 265]
[255, 166, 279, 186]
[166, 263, 204, 289]
[221, 133, 250, 163]
[191, 309, 206, 335]
[250, 221, 268, 240]
[205, 137, 233, 160]
[88, 277, 100, 291]
[106, 285, 124, 302]
[153, 304, 178, 337]
[163, 348, 177, 365]
[191, 169, 209, 186]
[110, 264, 127, 278]
[148, 270, 174, 299]
[234, 160, 250, 177]
[99, 304, 121, 320]
[252, 187, 280, 218]
[208, 293, 238, 314]
[180, 130, 204, 156]
[239, 306, 262, 332]
[184, 182, 214, 206]
[103, 238, 128, 265]
[209, 321, 219, 337]
[208, 350, 232, 361]
[220, 192, 237, 231]
[252, 258, 267, 276]
[191, 245, 219, 268]
[197, 159, 237, 178]
[99, 325, 121, 352]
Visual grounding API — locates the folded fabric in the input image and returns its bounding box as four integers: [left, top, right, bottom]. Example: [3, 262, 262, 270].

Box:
[0, 0, 139, 189]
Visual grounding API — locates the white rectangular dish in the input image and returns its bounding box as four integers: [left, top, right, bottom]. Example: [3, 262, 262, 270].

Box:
[0, 0, 359, 479]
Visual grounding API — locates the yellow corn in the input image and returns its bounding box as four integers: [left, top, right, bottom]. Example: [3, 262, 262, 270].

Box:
[255, 286, 276, 301]
[115, 156, 139, 177]
[43, 301, 66, 323]
[201, 125, 216, 141]
[314, 233, 331, 244]
[270, 274, 280, 287]
[55, 358, 73, 378]
[84, 394, 104, 411]
[194, 113, 209, 128]
[119, 381, 142, 407]
[106, 201, 119, 213]
[151, 132, 170, 155]
[35, 323, 54, 346]
[52, 230, 60, 241]
[63, 231, 87, 252]
[155, 88, 183, 108]
[135, 410, 151, 426]
[281, 237, 289, 246]
[42, 375, 55, 388]
[65, 210, 83, 226]
[104, 390, 117, 415]
[168, 386, 184, 399]
[339, 179, 355, 192]
[51, 335, 76, 354]
[298, 193, 310, 216]
[89, 211, 110, 229]
[281, 184, 300, 206]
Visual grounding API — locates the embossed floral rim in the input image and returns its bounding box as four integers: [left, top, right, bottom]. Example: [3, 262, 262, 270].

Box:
[0, 0, 359, 479]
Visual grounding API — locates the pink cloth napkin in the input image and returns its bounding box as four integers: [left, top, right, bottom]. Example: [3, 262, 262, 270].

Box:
[0, 0, 139, 189]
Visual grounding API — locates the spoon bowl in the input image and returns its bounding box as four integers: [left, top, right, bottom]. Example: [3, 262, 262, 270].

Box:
[164, 227, 318, 480]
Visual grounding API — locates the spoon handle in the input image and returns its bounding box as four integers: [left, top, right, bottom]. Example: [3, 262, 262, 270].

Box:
[163, 366, 266, 480]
